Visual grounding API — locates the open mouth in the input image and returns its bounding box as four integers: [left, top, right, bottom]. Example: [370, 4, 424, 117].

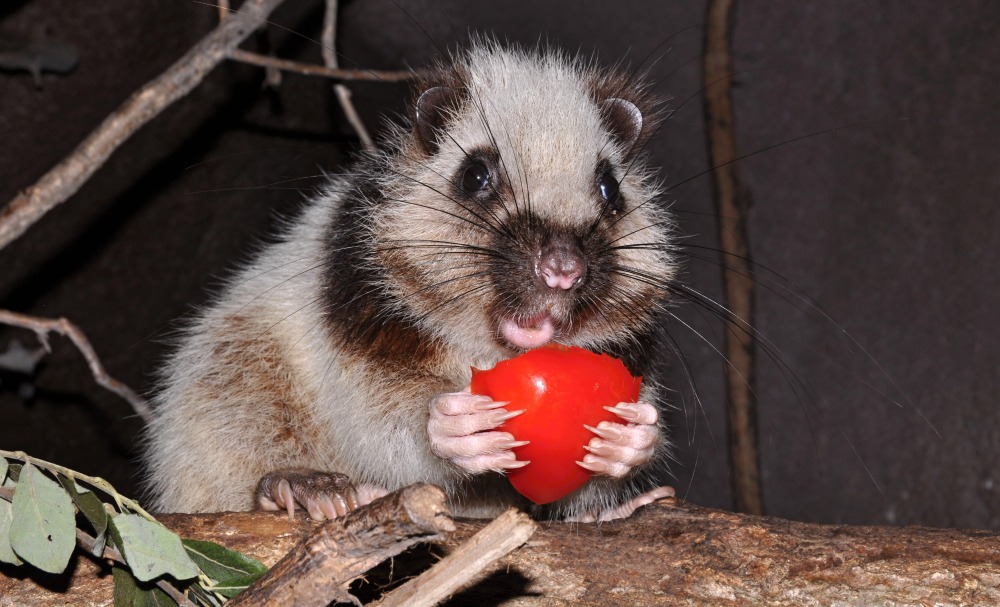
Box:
[499, 313, 556, 350]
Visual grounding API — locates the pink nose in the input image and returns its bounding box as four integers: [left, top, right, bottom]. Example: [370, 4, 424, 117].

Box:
[537, 243, 586, 290]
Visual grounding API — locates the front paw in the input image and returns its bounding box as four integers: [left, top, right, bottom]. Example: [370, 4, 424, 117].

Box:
[577, 401, 660, 479]
[256, 469, 387, 521]
[428, 388, 529, 474]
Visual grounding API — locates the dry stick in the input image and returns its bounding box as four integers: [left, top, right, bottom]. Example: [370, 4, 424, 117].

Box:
[223, 0, 283, 90]
[75, 528, 197, 607]
[0, 0, 289, 252]
[375, 508, 537, 607]
[0, 309, 152, 423]
[228, 49, 416, 82]
[323, 0, 375, 152]
[228, 483, 455, 607]
[703, 0, 764, 515]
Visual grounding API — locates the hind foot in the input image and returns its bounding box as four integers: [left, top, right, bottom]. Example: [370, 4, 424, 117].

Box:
[565, 486, 675, 523]
[256, 468, 388, 521]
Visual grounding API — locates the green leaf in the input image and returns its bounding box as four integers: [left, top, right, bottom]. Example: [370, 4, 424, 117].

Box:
[183, 539, 266, 598]
[59, 475, 109, 556]
[113, 565, 140, 607]
[210, 572, 264, 598]
[111, 513, 199, 583]
[9, 463, 76, 574]
[0, 457, 7, 484]
[0, 497, 22, 565]
[177, 539, 269, 601]
[182, 538, 267, 579]
[113, 565, 176, 607]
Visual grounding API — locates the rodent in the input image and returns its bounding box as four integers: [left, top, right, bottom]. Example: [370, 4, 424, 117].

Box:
[143, 40, 677, 521]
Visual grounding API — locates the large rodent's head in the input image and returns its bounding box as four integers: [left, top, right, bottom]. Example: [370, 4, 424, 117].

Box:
[374, 41, 677, 358]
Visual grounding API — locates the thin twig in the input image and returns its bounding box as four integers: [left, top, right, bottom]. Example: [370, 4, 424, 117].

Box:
[374, 508, 537, 607]
[0, 0, 289, 251]
[76, 528, 196, 607]
[322, 0, 375, 152]
[217, 0, 230, 21]
[0, 310, 152, 423]
[228, 48, 416, 82]
[703, 0, 764, 515]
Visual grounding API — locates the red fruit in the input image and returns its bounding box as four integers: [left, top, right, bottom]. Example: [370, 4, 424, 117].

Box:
[470, 344, 642, 504]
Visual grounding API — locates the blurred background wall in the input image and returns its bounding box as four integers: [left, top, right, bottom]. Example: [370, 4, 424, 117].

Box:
[0, 0, 996, 527]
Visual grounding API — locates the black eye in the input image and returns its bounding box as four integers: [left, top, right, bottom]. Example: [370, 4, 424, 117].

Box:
[461, 161, 491, 194]
[598, 171, 621, 209]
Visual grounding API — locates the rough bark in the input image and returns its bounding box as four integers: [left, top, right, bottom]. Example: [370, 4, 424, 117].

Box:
[229, 483, 454, 607]
[4, 497, 1000, 606]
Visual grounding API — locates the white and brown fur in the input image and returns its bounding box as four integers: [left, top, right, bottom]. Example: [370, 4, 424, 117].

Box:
[143, 41, 677, 519]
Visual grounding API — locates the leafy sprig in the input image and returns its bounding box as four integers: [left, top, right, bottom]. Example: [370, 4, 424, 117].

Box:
[0, 450, 267, 606]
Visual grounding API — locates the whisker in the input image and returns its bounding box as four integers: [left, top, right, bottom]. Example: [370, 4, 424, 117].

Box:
[376, 239, 508, 261]
[231, 259, 333, 316]
[246, 295, 325, 347]
[661, 243, 928, 426]
[666, 119, 893, 193]
[382, 171, 505, 238]
[431, 130, 517, 238]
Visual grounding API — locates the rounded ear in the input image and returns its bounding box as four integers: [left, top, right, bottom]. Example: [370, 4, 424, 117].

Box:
[415, 86, 462, 154]
[600, 98, 644, 160]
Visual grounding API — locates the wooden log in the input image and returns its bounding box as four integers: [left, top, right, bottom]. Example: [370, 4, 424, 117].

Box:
[3, 496, 1000, 606]
[228, 483, 454, 607]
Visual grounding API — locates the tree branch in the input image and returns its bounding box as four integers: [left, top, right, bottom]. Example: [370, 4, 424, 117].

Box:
[323, 0, 375, 152]
[703, 0, 764, 515]
[8, 497, 1000, 605]
[0, 0, 289, 251]
[0, 309, 151, 423]
[227, 48, 416, 82]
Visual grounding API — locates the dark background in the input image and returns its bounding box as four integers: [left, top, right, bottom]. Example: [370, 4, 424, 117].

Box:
[1, 0, 997, 528]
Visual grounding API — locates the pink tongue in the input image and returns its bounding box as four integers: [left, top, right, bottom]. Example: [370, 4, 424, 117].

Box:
[500, 316, 556, 349]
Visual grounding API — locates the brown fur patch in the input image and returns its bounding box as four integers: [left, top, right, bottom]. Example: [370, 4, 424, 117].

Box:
[204, 315, 319, 455]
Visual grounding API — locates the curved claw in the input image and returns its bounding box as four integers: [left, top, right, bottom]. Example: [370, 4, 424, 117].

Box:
[428, 388, 530, 473]
[255, 469, 372, 521]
